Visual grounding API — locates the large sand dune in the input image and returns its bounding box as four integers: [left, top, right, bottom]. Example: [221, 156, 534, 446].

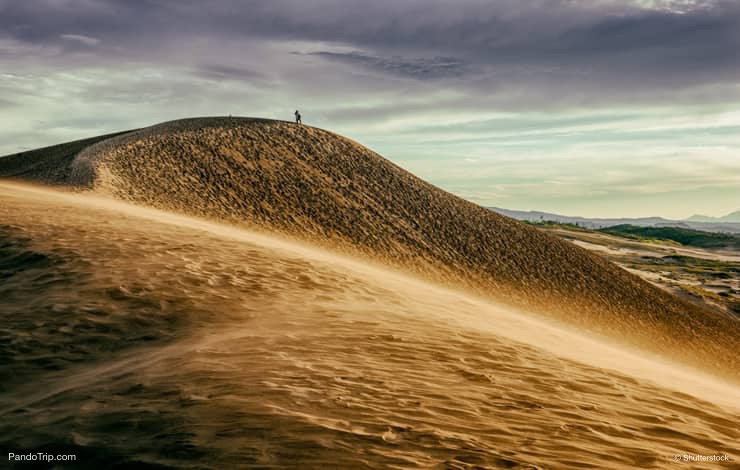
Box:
[0, 183, 737, 469]
[1, 117, 738, 381]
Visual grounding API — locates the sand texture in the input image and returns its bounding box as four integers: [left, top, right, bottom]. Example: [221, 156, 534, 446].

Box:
[1, 117, 737, 381]
[0, 184, 738, 469]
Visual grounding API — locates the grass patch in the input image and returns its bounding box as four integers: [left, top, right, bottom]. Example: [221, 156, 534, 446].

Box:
[599, 225, 740, 250]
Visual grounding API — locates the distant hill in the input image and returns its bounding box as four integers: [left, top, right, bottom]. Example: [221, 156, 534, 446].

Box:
[599, 225, 740, 250]
[687, 214, 718, 223]
[490, 208, 740, 234]
[687, 210, 740, 223]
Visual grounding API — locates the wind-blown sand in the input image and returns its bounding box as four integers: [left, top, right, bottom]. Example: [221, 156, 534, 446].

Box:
[1, 117, 738, 381]
[1, 118, 739, 468]
[1, 183, 738, 469]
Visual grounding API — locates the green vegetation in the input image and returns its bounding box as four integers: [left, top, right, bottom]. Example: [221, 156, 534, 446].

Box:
[523, 220, 591, 232]
[599, 225, 740, 250]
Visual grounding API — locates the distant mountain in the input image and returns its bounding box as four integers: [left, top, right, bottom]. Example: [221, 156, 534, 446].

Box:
[686, 214, 716, 222]
[687, 210, 740, 223]
[490, 207, 740, 234]
[727, 210, 740, 222]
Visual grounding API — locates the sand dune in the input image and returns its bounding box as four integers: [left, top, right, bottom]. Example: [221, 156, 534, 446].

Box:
[1, 183, 738, 469]
[1, 117, 738, 382]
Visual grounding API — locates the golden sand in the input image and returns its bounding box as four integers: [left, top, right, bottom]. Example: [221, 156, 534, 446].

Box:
[0, 183, 737, 468]
[1, 118, 738, 468]
[1, 117, 737, 379]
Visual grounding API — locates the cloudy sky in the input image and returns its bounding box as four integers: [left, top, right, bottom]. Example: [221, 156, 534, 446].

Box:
[1, 0, 738, 218]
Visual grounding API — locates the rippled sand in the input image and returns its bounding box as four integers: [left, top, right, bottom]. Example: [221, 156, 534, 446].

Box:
[4, 118, 737, 380]
[1, 183, 738, 469]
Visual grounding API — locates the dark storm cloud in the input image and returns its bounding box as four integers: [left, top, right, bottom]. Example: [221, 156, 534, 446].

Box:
[302, 52, 471, 81]
[1, 0, 739, 104]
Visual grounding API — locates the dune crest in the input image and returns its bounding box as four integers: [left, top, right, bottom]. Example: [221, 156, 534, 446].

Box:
[1, 116, 738, 380]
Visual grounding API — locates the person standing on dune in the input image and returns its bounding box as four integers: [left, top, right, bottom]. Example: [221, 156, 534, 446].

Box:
[295, 110, 302, 124]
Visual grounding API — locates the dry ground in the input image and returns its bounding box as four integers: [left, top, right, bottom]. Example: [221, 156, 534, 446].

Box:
[543, 227, 739, 316]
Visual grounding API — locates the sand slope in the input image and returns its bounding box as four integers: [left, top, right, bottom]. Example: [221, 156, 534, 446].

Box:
[0, 130, 131, 184]
[1, 183, 737, 469]
[1, 117, 739, 381]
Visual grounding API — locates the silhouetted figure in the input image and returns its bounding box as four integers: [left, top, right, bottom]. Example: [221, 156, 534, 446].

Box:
[294, 110, 302, 124]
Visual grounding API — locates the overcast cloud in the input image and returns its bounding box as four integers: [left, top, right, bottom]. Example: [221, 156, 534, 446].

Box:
[1, 0, 738, 217]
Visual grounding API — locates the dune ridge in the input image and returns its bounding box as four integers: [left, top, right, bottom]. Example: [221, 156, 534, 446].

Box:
[1, 116, 738, 380]
[1, 182, 738, 469]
